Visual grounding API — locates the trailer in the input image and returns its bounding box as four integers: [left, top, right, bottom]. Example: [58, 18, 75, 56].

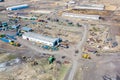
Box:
[6, 4, 29, 11]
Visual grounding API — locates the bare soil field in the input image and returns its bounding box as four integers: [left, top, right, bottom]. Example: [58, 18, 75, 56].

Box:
[75, 53, 120, 80]
[0, 0, 120, 80]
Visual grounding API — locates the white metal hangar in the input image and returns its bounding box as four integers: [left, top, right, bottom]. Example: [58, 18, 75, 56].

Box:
[6, 4, 29, 11]
[22, 32, 62, 46]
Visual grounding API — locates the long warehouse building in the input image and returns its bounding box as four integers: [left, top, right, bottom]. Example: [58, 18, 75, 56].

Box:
[62, 13, 100, 20]
[6, 4, 29, 10]
[22, 32, 62, 46]
[73, 4, 105, 10]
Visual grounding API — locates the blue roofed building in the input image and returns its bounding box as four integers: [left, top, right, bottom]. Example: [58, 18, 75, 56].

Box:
[6, 34, 16, 40]
[0, 38, 11, 43]
[0, 0, 4, 2]
[6, 4, 29, 11]
[0, 28, 2, 30]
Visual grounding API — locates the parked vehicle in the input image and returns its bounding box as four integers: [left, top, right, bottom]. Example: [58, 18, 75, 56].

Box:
[42, 45, 51, 50]
[59, 41, 69, 48]
[37, 19, 47, 23]
[9, 41, 21, 47]
[82, 54, 91, 59]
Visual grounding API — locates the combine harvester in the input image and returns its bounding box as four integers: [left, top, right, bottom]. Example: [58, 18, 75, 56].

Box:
[82, 53, 91, 59]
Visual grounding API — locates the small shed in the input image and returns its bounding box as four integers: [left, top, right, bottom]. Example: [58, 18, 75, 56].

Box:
[11, 25, 20, 29]
[21, 27, 32, 32]
[2, 22, 8, 27]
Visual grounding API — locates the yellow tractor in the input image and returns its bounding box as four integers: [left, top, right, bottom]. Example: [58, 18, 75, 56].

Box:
[9, 41, 14, 45]
[82, 54, 91, 59]
[9, 41, 21, 47]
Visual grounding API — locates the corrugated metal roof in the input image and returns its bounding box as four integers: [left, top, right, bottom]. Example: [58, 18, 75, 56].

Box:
[22, 32, 60, 43]
[21, 27, 32, 31]
[62, 13, 100, 20]
[6, 4, 29, 10]
[12, 25, 18, 29]
[6, 35, 16, 40]
[0, 38, 11, 43]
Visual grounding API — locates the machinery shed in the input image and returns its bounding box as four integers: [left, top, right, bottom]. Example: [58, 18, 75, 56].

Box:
[62, 12, 100, 20]
[6, 4, 29, 11]
[22, 32, 62, 46]
[0, 0, 4, 2]
[73, 4, 105, 10]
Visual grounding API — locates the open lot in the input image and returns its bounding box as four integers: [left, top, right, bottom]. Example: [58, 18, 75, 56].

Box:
[0, 0, 120, 80]
[75, 53, 120, 80]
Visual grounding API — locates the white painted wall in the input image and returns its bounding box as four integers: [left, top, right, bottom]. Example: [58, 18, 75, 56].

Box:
[22, 35, 54, 46]
[62, 13, 100, 20]
[73, 4, 104, 10]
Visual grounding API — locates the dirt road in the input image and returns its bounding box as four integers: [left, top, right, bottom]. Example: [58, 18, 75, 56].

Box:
[66, 24, 89, 80]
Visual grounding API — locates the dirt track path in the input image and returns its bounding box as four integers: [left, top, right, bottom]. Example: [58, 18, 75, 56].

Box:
[66, 24, 89, 80]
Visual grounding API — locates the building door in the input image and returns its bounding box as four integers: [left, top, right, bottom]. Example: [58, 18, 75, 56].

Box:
[54, 41, 58, 46]
[27, 38, 29, 40]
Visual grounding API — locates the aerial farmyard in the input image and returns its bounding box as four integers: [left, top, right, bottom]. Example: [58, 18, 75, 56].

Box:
[0, 0, 120, 80]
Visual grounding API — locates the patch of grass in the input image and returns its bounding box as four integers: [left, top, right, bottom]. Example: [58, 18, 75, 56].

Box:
[92, 27, 99, 32]
[0, 53, 16, 63]
[57, 64, 71, 80]
[7, 54, 17, 61]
